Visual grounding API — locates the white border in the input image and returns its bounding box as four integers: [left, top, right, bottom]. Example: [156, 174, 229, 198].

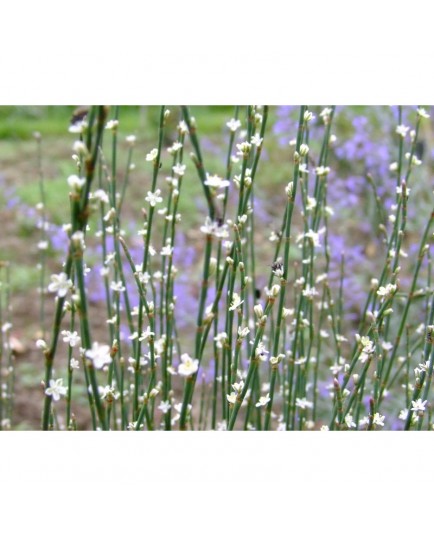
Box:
[1, 1, 434, 531]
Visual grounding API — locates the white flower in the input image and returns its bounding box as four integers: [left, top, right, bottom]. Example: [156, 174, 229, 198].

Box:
[297, 144, 309, 158]
[302, 285, 318, 300]
[399, 409, 408, 421]
[377, 283, 397, 300]
[61, 330, 81, 348]
[255, 394, 271, 407]
[214, 332, 228, 349]
[167, 141, 183, 154]
[139, 326, 155, 342]
[232, 381, 244, 393]
[48, 272, 73, 298]
[227, 392, 237, 404]
[45, 378, 67, 402]
[295, 397, 313, 409]
[329, 364, 343, 375]
[173, 163, 186, 177]
[303, 229, 321, 248]
[250, 133, 263, 147]
[93, 189, 110, 204]
[411, 399, 428, 413]
[126, 135, 136, 146]
[100, 384, 119, 400]
[160, 245, 173, 256]
[396, 124, 409, 137]
[204, 174, 230, 189]
[255, 342, 269, 361]
[158, 400, 172, 414]
[417, 108, 430, 119]
[36, 339, 48, 350]
[237, 326, 250, 339]
[70, 358, 80, 370]
[320, 425, 329, 431]
[146, 148, 158, 162]
[373, 412, 385, 427]
[304, 111, 315, 122]
[320, 108, 333, 124]
[178, 353, 199, 377]
[236, 141, 252, 156]
[85, 342, 112, 369]
[229, 292, 244, 311]
[306, 196, 317, 211]
[67, 175, 86, 191]
[227, 118, 241, 132]
[105, 119, 119, 130]
[110, 281, 126, 293]
[345, 414, 356, 428]
[315, 166, 330, 176]
[145, 189, 163, 207]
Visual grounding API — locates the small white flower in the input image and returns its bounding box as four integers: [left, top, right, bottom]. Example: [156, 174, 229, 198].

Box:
[295, 397, 313, 410]
[167, 141, 183, 154]
[36, 339, 48, 350]
[306, 196, 317, 211]
[145, 189, 163, 207]
[255, 342, 269, 361]
[100, 384, 119, 400]
[139, 326, 155, 342]
[299, 143, 309, 156]
[227, 392, 237, 404]
[110, 281, 126, 293]
[67, 175, 86, 191]
[396, 124, 409, 137]
[417, 107, 430, 119]
[377, 283, 397, 300]
[105, 119, 119, 130]
[399, 409, 408, 421]
[85, 342, 112, 369]
[229, 292, 244, 311]
[178, 353, 199, 377]
[146, 148, 158, 162]
[302, 285, 318, 300]
[93, 189, 110, 204]
[345, 414, 356, 428]
[304, 111, 315, 122]
[227, 118, 241, 132]
[204, 173, 230, 189]
[214, 332, 228, 349]
[411, 398, 428, 413]
[160, 245, 173, 256]
[255, 394, 271, 407]
[250, 133, 263, 147]
[320, 107, 333, 124]
[45, 378, 67, 402]
[173, 163, 186, 177]
[70, 358, 80, 370]
[315, 166, 330, 176]
[236, 141, 252, 156]
[373, 412, 385, 427]
[126, 135, 136, 146]
[48, 272, 73, 298]
[158, 400, 172, 414]
[237, 326, 250, 339]
[61, 330, 81, 348]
